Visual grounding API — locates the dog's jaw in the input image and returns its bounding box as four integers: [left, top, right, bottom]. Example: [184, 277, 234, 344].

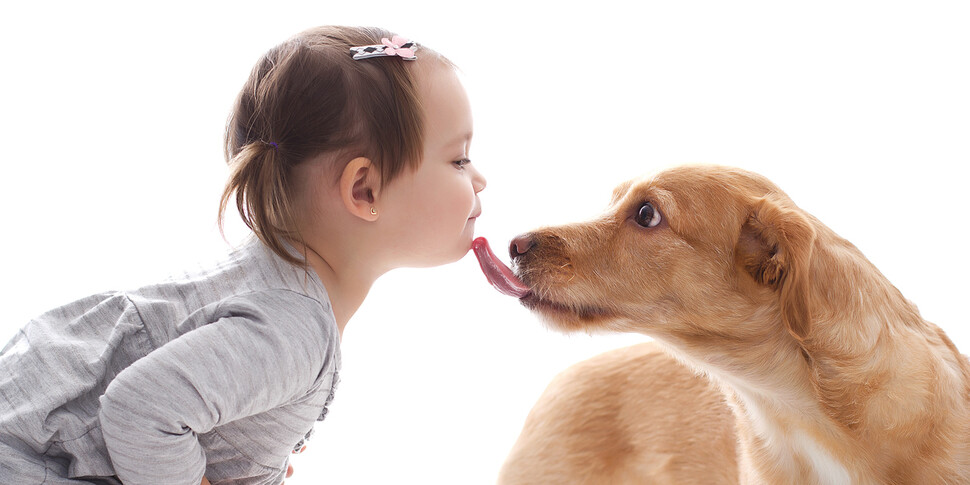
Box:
[519, 291, 620, 333]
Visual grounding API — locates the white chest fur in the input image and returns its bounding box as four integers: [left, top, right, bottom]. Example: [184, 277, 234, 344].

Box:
[738, 391, 852, 485]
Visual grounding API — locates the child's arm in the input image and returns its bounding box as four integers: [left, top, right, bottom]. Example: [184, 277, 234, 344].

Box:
[99, 290, 336, 485]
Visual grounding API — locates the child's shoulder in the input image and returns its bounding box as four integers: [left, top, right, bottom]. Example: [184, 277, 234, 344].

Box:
[136, 237, 330, 309]
[116, 238, 335, 343]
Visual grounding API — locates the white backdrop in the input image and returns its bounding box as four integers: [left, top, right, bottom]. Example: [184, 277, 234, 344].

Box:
[1, 1, 968, 483]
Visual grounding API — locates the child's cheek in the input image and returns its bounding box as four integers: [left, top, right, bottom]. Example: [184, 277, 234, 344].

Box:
[430, 184, 470, 223]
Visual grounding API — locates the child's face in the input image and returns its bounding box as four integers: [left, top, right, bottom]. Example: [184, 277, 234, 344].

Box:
[380, 62, 486, 267]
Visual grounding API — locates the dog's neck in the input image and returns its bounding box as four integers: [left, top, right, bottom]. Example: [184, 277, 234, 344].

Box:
[659, 241, 970, 484]
[803, 235, 970, 482]
[661, 321, 860, 484]
[710, 336, 862, 485]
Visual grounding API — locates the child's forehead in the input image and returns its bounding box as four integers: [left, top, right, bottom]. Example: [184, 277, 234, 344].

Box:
[413, 58, 462, 91]
[417, 63, 473, 149]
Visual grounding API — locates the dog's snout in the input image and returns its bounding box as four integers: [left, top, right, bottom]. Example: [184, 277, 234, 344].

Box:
[510, 234, 536, 260]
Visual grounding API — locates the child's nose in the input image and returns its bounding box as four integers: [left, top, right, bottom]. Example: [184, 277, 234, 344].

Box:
[472, 166, 487, 193]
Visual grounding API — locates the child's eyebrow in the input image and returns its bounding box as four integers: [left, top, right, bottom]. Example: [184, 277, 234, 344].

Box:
[445, 131, 473, 146]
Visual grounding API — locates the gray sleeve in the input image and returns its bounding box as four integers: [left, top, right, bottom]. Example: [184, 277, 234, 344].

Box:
[99, 290, 337, 485]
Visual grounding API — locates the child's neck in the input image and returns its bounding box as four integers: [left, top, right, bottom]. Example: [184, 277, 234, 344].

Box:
[300, 241, 380, 337]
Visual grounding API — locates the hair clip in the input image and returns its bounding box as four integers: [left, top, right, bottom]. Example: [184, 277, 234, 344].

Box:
[350, 36, 418, 61]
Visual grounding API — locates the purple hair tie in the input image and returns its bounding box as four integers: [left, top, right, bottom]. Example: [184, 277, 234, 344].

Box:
[269, 142, 278, 149]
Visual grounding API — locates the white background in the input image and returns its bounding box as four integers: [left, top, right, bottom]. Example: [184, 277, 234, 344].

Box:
[1, 1, 968, 483]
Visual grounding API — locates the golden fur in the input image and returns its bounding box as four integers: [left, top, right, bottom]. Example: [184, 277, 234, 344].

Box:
[498, 165, 970, 484]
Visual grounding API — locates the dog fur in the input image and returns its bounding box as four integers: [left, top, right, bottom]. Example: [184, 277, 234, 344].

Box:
[498, 166, 970, 484]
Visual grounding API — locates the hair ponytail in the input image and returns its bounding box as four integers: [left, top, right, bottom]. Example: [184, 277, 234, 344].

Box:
[218, 141, 300, 264]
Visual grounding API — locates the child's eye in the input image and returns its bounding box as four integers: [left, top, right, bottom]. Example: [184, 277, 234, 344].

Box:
[453, 158, 471, 169]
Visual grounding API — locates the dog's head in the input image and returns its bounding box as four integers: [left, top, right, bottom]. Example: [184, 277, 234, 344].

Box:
[512, 165, 818, 346]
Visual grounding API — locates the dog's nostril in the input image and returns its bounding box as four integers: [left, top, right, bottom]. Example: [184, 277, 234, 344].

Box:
[509, 234, 536, 260]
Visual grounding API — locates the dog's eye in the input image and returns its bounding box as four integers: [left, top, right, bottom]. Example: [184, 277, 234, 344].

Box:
[635, 202, 662, 228]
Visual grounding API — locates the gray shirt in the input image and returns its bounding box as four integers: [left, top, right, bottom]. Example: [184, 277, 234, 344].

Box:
[0, 238, 340, 485]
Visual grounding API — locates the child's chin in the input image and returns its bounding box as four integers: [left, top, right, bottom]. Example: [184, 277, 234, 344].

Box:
[445, 234, 477, 265]
[406, 238, 473, 269]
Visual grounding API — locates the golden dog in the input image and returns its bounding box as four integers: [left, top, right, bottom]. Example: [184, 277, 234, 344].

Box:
[498, 166, 970, 484]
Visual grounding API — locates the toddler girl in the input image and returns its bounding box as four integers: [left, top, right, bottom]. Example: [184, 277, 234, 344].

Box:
[0, 25, 485, 485]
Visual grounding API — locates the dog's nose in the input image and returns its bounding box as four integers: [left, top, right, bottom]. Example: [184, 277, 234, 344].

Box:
[510, 234, 536, 260]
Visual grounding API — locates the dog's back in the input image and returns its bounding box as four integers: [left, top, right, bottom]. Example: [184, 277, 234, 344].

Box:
[499, 342, 738, 485]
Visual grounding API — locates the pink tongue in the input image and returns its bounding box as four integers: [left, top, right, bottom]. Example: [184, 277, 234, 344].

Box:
[471, 237, 531, 298]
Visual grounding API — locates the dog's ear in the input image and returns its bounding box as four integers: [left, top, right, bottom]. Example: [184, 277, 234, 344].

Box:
[736, 195, 817, 341]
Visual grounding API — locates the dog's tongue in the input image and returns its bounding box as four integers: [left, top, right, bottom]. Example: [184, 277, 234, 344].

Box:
[472, 237, 531, 299]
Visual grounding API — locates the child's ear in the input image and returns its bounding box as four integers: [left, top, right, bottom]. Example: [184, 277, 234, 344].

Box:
[735, 194, 817, 342]
[339, 157, 380, 222]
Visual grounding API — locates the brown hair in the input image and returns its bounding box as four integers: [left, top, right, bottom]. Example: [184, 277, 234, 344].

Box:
[219, 26, 446, 264]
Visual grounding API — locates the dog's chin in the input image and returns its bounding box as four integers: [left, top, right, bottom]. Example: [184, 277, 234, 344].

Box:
[520, 293, 615, 333]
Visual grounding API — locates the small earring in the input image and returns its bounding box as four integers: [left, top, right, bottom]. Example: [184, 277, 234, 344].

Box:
[370, 207, 378, 215]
